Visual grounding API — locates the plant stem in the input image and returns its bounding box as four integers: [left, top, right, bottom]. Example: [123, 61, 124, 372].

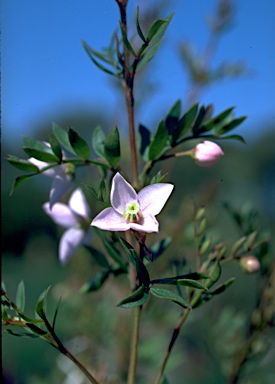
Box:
[116, 0, 139, 188]
[154, 308, 191, 384]
[43, 316, 99, 384]
[127, 305, 142, 384]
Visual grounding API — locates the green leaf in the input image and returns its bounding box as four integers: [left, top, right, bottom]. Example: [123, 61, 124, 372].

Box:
[217, 134, 246, 144]
[172, 103, 198, 145]
[23, 137, 54, 153]
[35, 286, 51, 320]
[192, 105, 208, 136]
[200, 107, 235, 134]
[149, 120, 168, 160]
[217, 116, 247, 136]
[5, 329, 39, 338]
[49, 132, 62, 161]
[82, 40, 118, 77]
[117, 286, 149, 309]
[120, 22, 136, 56]
[209, 277, 235, 295]
[119, 238, 151, 287]
[150, 171, 167, 185]
[22, 147, 58, 163]
[98, 232, 126, 270]
[104, 127, 120, 166]
[15, 281, 25, 312]
[150, 287, 191, 309]
[138, 124, 151, 161]
[52, 123, 75, 154]
[149, 237, 172, 260]
[136, 13, 174, 72]
[80, 270, 110, 293]
[26, 323, 49, 337]
[165, 100, 181, 136]
[84, 245, 110, 268]
[52, 296, 62, 332]
[205, 262, 221, 289]
[10, 173, 38, 195]
[68, 128, 90, 159]
[147, 18, 170, 42]
[92, 125, 106, 159]
[6, 155, 39, 173]
[136, 7, 146, 43]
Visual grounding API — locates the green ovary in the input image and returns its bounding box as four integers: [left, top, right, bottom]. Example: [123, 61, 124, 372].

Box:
[123, 201, 142, 223]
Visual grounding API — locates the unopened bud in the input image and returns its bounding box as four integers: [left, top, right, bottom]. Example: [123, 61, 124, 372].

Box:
[194, 141, 224, 168]
[240, 256, 260, 274]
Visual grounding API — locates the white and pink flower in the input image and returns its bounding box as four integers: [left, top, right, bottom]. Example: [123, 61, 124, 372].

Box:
[91, 173, 174, 233]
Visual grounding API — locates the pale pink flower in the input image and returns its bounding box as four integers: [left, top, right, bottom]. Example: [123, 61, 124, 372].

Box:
[91, 173, 174, 233]
[29, 152, 73, 208]
[240, 256, 260, 274]
[43, 188, 92, 264]
[194, 140, 224, 167]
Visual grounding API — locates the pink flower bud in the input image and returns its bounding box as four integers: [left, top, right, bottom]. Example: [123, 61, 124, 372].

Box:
[240, 256, 261, 274]
[194, 141, 224, 167]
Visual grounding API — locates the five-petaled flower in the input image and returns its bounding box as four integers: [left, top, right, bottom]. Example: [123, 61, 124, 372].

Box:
[194, 140, 224, 167]
[43, 188, 92, 264]
[91, 173, 174, 233]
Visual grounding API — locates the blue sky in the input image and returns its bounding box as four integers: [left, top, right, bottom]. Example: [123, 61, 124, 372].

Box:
[2, 0, 275, 146]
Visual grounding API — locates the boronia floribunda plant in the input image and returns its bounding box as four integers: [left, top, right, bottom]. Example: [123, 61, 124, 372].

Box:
[2, 1, 274, 384]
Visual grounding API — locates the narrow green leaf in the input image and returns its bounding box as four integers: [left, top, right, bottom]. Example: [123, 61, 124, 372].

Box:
[147, 19, 169, 42]
[201, 107, 235, 133]
[149, 237, 172, 260]
[138, 124, 151, 161]
[49, 132, 62, 161]
[26, 323, 49, 337]
[52, 296, 62, 332]
[104, 127, 120, 166]
[172, 103, 198, 145]
[205, 262, 221, 289]
[136, 13, 174, 72]
[5, 329, 39, 338]
[92, 125, 106, 159]
[192, 105, 208, 135]
[84, 245, 110, 268]
[150, 171, 167, 185]
[209, 277, 235, 295]
[82, 41, 118, 76]
[80, 270, 110, 293]
[117, 286, 149, 309]
[35, 286, 51, 320]
[10, 173, 38, 195]
[136, 7, 146, 43]
[165, 100, 181, 136]
[120, 22, 136, 56]
[82, 40, 115, 65]
[217, 134, 246, 144]
[150, 287, 191, 309]
[52, 123, 75, 154]
[217, 116, 247, 135]
[6, 155, 39, 173]
[22, 147, 58, 163]
[149, 120, 168, 160]
[68, 128, 90, 159]
[15, 281, 25, 312]
[23, 137, 53, 153]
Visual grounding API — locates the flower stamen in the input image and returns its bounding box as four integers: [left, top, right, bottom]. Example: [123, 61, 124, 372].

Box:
[123, 201, 143, 223]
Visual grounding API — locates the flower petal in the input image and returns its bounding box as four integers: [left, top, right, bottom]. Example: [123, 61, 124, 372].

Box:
[49, 174, 73, 209]
[91, 207, 130, 231]
[69, 188, 91, 219]
[138, 183, 174, 216]
[129, 214, 159, 233]
[43, 202, 79, 228]
[111, 173, 137, 214]
[59, 228, 85, 264]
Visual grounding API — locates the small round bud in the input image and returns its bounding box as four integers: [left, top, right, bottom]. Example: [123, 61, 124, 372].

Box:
[194, 141, 224, 167]
[240, 256, 260, 274]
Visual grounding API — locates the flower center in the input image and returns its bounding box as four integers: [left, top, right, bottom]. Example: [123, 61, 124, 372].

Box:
[123, 201, 142, 223]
